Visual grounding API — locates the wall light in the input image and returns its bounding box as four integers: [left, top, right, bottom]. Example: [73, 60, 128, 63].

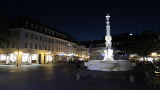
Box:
[151, 52, 157, 57]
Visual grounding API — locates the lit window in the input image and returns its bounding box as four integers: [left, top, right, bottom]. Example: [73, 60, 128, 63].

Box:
[40, 27, 42, 31]
[40, 36, 42, 41]
[6, 43, 9, 48]
[57, 40, 59, 44]
[57, 48, 58, 52]
[52, 31, 54, 35]
[31, 34, 34, 39]
[12, 42, 15, 48]
[45, 28, 48, 33]
[35, 25, 38, 30]
[45, 46, 47, 50]
[1, 43, 4, 48]
[24, 42, 27, 48]
[39, 45, 41, 49]
[25, 21, 29, 27]
[30, 43, 33, 49]
[45, 37, 47, 42]
[35, 35, 38, 40]
[24, 32, 28, 38]
[35, 44, 37, 49]
[48, 46, 50, 50]
[48, 38, 50, 43]
[52, 39, 54, 43]
[31, 24, 34, 29]
[49, 30, 51, 34]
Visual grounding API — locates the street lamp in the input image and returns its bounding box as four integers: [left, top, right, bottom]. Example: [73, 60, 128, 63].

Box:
[15, 51, 23, 66]
[129, 33, 133, 36]
[151, 52, 157, 57]
[151, 52, 157, 61]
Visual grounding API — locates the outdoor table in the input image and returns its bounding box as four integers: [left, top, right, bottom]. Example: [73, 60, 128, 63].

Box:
[151, 71, 160, 89]
[155, 71, 160, 77]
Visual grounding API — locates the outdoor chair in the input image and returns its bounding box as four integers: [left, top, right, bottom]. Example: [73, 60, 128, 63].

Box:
[145, 71, 160, 89]
[145, 71, 153, 87]
[152, 76, 160, 89]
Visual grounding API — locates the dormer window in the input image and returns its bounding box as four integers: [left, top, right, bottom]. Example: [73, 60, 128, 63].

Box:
[31, 24, 34, 29]
[25, 21, 29, 27]
[35, 25, 38, 30]
[52, 31, 54, 35]
[40, 27, 42, 31]
[45, 28, 48, 33]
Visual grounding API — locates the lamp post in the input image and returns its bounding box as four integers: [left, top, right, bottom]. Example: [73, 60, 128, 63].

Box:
[17, 48, 19, 66]
[16, 29, 21, 66]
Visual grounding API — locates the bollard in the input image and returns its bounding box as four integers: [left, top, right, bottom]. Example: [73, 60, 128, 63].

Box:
[77, 73, 81, 80]
[130, 75, 135, 83]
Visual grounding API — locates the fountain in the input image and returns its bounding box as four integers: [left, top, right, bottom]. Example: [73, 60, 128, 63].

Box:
[84, 14, 131, 71]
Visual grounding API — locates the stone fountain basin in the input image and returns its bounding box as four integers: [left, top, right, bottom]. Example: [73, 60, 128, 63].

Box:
[84, 60, 131, 71]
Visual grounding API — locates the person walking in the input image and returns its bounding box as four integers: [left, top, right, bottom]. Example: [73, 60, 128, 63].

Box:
[75, 61, 80, 72]
[75, 61, 81, 80]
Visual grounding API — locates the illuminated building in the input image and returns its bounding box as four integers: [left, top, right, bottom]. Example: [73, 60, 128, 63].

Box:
[0, 16, 88, 65]
[82, 31, 160, 61]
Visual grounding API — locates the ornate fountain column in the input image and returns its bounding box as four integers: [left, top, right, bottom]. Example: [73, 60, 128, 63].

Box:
[103, 14, 114, 60]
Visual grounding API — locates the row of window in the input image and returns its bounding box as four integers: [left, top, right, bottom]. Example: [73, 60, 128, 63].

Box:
[24, 32, 70, 45]
[24, 42, 53, 50]
[57, 48, 67, 52]
[92, 42, 122, 47]
[24, 42, 67, 52]
[93, 43, 105, 47]
[0, 41, 79, 54]
[25, 21, 67, 39]
[56, 40, 68, 45]
[0, 42, 15, 48]
[25, 32, 44, 41]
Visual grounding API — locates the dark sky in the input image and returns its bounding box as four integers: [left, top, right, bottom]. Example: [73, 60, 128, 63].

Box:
[0, 0, 160, 41]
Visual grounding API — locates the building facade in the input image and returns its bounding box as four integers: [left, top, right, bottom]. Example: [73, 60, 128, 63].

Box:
[0, 17, 89, 65]
[82, 32, 160, 61]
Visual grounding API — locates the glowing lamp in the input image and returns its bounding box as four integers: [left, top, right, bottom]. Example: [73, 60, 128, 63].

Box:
[130, 33, 133, 36]
[82, 55, 84, 58]
[14, 51, 18, 54]
[19, 52, 23, 54]
[151, 52, 157, 57]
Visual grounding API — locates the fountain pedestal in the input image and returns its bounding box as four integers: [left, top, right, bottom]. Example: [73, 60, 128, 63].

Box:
[84, 14, 131, 71]
[84, 60, 131, 71]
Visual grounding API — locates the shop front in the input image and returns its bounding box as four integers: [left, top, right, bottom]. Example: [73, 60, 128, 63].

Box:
[45, 51, 55, 64]
[22, 53, 39, 64]
[0, 53, 17, 65]
[46, 54, 53, 64]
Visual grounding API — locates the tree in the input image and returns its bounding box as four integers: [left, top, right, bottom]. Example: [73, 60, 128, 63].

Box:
[0, 15, 12, 45]
[127, 31, 160, 60]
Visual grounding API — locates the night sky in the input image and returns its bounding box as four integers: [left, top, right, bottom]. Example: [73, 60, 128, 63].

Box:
[0, 0, 160, 41]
